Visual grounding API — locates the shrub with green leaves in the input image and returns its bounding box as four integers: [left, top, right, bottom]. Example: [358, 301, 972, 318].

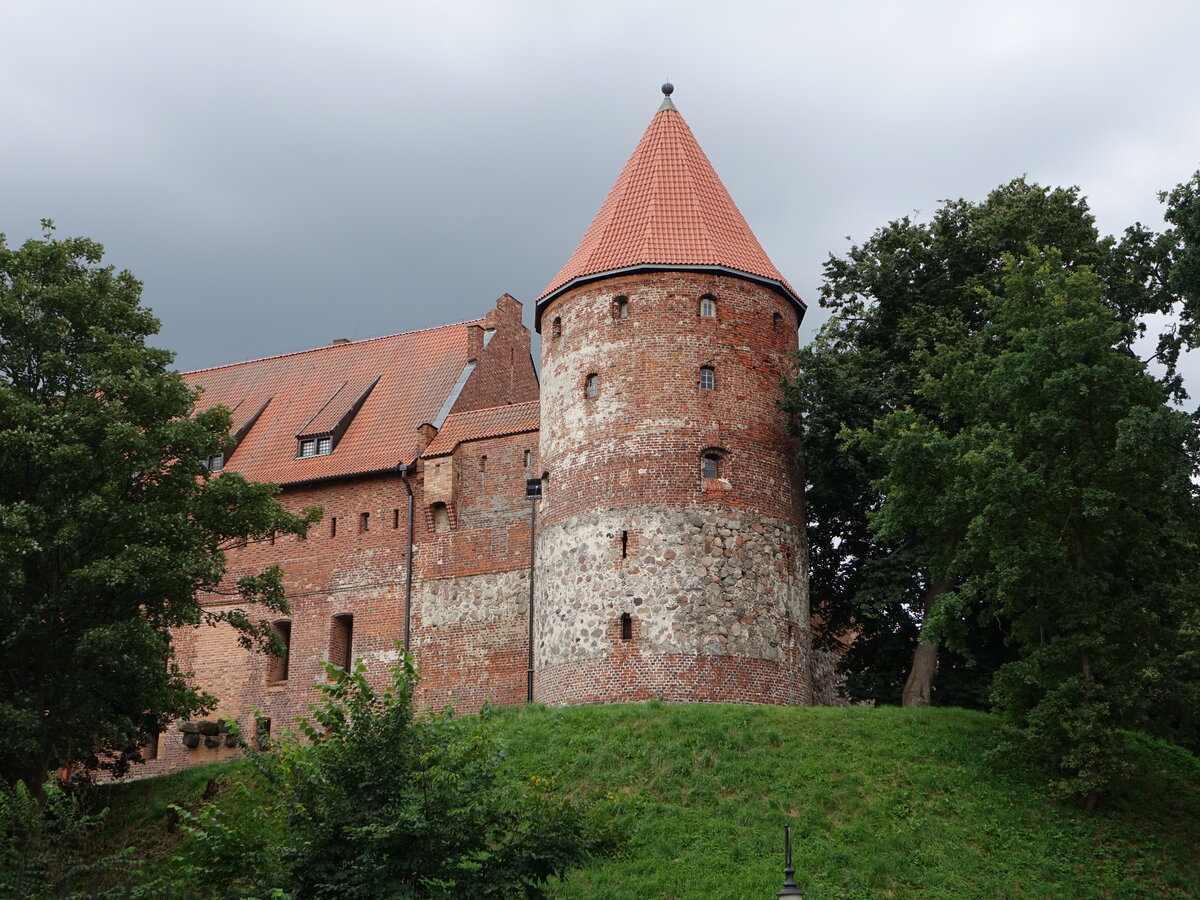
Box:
[0, 778, 129, 899]
[156, 650, 623, 898]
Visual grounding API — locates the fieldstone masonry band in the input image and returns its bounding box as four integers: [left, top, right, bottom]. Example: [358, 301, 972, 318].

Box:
[535, 507, 809, 706]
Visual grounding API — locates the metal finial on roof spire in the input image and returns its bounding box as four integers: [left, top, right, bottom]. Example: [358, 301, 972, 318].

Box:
[659, 82, 676, 111]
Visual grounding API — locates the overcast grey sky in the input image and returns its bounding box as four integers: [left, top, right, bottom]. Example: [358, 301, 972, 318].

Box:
[4, 1, 1198, 380]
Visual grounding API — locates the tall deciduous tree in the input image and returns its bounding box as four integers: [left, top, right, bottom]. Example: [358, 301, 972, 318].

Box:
[856, 249, 1200, 802]
[0, 223, 317, 789]
[789, 178, 1129, 706]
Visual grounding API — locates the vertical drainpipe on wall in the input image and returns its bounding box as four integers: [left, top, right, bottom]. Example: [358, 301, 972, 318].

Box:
[526, 477, 542, 703]
[401, 463, 415, 651]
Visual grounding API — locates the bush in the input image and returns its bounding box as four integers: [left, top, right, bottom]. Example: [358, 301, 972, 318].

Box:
[0, 778, 129, 898]
[155, 650, 623, 898]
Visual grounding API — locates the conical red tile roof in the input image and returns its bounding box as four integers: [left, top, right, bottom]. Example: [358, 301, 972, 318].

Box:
[537, 94, 802, 324]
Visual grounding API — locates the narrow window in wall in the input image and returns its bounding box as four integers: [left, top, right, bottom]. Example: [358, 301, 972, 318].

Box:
[699, 366, 715, 391]
[702, 452, 722, 480]
[551, 316, 562, 338]
[773, 311, 783, 330]
[393, 508, 400, 529]
[480, 455, 487, 472]
[269, 530, 276, 546]
[699, 294, 717, 318]
[330, 517, 338, 538]
[331, 614, 354, 671]
[620, 530, 628, 558]
[360, 512, 370, 532]
[585, 373, 598, 399]
[620, 612, 633, 641]
[431, 502, 450, 534]
[256, 717, 272, 750]
[523, 449, 531, 468]
[269, 621, 291, 682]
[541, 471, 550, 494]
[614, 296, 629, 319]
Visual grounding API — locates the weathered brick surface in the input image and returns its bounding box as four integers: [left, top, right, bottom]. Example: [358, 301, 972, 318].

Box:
[137, 306, 541, 777]
[535, 271, 810, 706]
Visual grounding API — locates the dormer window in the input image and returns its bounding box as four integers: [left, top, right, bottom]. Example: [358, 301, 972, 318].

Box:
[205, 453, 224, 472]
[298, 435, 333, 458]
[699, 295, 717, 318]
[294, 376, 378, 460]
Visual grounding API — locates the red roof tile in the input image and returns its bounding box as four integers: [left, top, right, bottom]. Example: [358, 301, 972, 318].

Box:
[184, 322, 480, 486]
[538, 97, 802, 316]
[423, 401, 540, 458]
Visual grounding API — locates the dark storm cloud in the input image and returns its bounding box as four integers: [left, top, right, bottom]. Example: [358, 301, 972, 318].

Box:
[3, 1, 1198, 383]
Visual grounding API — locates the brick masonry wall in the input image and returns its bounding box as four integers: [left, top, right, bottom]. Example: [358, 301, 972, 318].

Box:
[139, 317, 542, 776]
[535, 271, 810, 706]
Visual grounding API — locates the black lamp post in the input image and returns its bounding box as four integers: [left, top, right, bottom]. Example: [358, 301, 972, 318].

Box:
[776, 824, 805, 897]
[525, 477, 542, 702]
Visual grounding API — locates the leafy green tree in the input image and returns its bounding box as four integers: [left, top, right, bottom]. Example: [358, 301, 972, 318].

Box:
[855, 249, 1200, 803]
[788, 178, 1164, 706]
[0, 222, 317, 789]
[160, 651, 624, 898]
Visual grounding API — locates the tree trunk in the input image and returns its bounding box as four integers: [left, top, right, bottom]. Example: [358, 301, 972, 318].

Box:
[902, 638, 939, 706]
[901, 574, 954, 707]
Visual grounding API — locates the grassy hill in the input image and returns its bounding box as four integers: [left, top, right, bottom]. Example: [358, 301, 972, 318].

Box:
[94, 703, 1199, 899]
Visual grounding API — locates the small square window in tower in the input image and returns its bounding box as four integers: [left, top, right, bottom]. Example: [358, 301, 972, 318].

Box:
[702, 450, 725, 481]
[699, 295, 717, 318]
[585, 373, 599, 399]
[699, 366, 715, 391]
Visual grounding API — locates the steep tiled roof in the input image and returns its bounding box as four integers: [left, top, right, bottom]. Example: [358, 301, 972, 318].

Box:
[423, 401, 540, 458]
[538, 93, 802, 321]
[184, 322, 479, 486]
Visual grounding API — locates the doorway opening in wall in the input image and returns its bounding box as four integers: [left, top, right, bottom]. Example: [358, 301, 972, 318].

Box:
[431, 502, 450, 533]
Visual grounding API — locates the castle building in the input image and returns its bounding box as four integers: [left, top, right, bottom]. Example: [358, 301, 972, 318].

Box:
[146, 86, 811, 774]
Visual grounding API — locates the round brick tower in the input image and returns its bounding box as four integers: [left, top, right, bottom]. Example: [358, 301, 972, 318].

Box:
[532, 86, 811, 706]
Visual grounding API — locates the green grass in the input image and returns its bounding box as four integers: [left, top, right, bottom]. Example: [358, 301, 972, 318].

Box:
[92, 704, 1199, 899]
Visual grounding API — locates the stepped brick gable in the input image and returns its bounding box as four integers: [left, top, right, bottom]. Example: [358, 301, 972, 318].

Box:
[147, 88, 814, 776]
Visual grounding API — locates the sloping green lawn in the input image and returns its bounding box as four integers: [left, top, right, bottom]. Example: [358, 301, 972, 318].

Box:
[96, 703, 1199, 899]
